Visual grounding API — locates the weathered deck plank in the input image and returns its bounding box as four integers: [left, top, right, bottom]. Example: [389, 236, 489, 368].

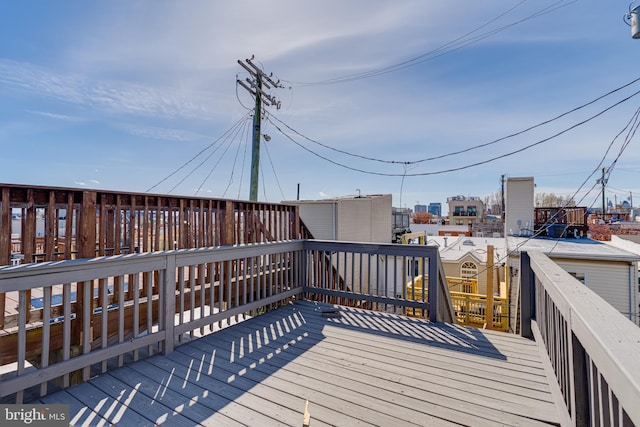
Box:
[36, 300, 564, 426]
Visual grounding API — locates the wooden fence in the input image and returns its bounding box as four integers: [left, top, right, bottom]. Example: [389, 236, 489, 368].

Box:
[0, 183, 307, 329]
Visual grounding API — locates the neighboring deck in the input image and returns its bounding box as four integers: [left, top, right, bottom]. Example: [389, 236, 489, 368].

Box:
[37, 301, 563, 426]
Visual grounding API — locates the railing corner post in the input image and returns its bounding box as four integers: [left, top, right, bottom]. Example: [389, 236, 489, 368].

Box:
[520, 251, 534, 338]
[428, 248, 438, 322]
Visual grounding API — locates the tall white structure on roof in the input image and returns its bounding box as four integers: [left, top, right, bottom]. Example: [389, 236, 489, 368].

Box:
[505, 177, 535, 237]
[285, 194, 392, 243]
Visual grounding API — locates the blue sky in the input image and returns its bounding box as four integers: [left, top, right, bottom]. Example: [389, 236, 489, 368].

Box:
[1, 1, 639, 214]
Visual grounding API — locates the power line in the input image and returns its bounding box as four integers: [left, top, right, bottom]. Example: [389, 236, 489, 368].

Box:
[221, 117, 252, 198]
[262, 131, 287, 201]
[271, 75, 640, 165]
[146, 112, 252, 193]
[182, 115, 249, 195]
[292, 0, 574, 87]
[267, 88, 640, 178]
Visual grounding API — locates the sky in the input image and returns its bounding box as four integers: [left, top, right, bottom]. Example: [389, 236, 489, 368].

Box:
[1, 1, 640, 215]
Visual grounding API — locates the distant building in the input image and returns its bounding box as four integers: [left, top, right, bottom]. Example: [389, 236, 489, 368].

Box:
[414, 204, 427, 213]
[447, 196, 484, 226]
[428, 203, 442, 217]
[505, 177, 640, 327]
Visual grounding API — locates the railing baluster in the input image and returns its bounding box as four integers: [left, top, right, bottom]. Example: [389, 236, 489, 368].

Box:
[16, 290, 27, 403]
[117, 275, 124, 367]
[40, 285, 51, 397]
[62, 282, 71, 388]
[178, 266, 184, 343]
[133, 273, 140, 362]
[199, 263, 205, 335]
[146, 270, 153, 356]
[82, 280, 91, 381]
[189, 265, 195, 339]
[100, 277, 108, 373]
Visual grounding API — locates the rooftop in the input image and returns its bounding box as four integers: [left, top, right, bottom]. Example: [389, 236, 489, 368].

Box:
[507, 236, 640, 262]
[426, 235, 506, 264]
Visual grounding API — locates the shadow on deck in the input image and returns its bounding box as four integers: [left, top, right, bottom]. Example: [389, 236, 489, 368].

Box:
[38, 300, 562, 427]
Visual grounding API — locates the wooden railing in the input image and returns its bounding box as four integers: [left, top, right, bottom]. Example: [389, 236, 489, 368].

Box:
[303, 240, 454, 323]
[521, 251, 640, 427]
[405, 276, 508, 331]
[449, 292, 509, 332]
[0, 183, 309, 329]
[0, 240, 452, 403]
[446, 276, 478, 294]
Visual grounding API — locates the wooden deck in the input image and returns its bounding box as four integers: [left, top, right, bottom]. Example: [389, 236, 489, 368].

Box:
[35, 301, 564, 426]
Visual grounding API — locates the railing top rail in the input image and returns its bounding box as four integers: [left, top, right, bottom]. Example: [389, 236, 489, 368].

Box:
[0, 240, 305, 293]
[304, 239, 440, 257]
[0, 182, 294, 208]
[527, 250, 640, 420]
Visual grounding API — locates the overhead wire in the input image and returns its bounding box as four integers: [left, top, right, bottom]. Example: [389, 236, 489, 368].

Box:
[292, 0, 574, 87]
[515, 106, 640, 259]
[267, 88, 640, 178]
[262, 128, 287, 201]
[222, 117, 252, 198]
[237, 122, 250, 200]
[270, 75, 640, 165]
[191, 115, 250, 195]
[146, 112, 252, 193]
[457, 104, 640, 282]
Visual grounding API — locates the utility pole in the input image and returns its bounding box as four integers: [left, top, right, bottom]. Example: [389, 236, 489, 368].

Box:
[500, 174, 505, 219]
[237, 56, 283, 201]
[597, 167, 607, 216]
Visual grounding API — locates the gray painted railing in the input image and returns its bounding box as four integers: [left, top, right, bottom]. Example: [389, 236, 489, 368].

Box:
[521, 251, 640, 427]
[303, 240, 454, 323]
[0, 239, 451, 403]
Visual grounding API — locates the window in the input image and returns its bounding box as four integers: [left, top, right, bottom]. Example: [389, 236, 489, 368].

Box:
[460, 261, 477, 279]
[568, 272, 586, 284]
[466, 206, 477, 217]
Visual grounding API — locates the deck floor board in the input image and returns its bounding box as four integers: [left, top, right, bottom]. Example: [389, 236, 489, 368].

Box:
[35, 300, 564, 426]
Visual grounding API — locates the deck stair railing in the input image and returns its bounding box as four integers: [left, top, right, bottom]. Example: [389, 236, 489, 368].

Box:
[521, 251, 640, 427]
[0, 239, 453, 404]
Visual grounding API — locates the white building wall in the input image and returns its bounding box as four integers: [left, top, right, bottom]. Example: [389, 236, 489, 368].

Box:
[505, 177, 534, 237]
[606, 235, 640, 326]
[295, 202, 337, 240]
[337, 195, 392, 243]
[553, 258, 637, 325]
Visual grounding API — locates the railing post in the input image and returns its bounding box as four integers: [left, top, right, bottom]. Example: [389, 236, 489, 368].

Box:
[520, 251, 535, 338]
[163, 253, 177, 354]
[73, 191, 97, 348]
[428, 248, 438, 322]
[221, 200, 235, 246]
